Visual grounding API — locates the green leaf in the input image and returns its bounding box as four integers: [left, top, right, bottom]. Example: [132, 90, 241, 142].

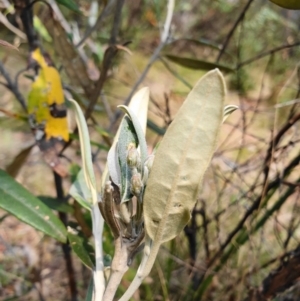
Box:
[85, 277, 94, 301]
[5, 144, 34, 178]
[143, 69, 225, 243]
[67, 228, 95, 270]
[38, 196, 74, 214]
[70, 169, 93, 210]
[164, 54, 234, 73]
[33, 16, 52, 42]
[268, 0, 300, 9]
[167, 38, 223, 51]
[0, 169, 67, 243]
[56, 0, 81, 13]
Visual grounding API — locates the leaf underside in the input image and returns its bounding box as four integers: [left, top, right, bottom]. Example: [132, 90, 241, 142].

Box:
[143, 69, 225, 243]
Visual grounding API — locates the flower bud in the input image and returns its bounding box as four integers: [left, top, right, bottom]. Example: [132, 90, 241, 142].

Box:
[127, 144, 140, 168]
[131, 172, 143, 196]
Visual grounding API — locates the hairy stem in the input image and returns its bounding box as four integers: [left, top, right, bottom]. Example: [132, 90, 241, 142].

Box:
[103, 237, 129, 301]
[91, 203, 106, 301]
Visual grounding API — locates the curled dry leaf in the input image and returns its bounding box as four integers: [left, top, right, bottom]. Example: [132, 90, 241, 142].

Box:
[143, 69, 225, 243]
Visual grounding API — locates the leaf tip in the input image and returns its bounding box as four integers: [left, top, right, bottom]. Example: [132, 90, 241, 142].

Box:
[223, 105, 239, 122]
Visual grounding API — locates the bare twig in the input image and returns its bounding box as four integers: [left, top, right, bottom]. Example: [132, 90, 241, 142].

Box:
[237, 41, 300, 68]
[261, 112, 300, 209]
[160, 0, 175, 43]
[0, 11, 26, 40]
[84, 0, 124, 121]
[244, 246, 300, 301]
[76, 0, 116, 48]
[216, 0, 254, 62]
[207, 150, 300, 270]
[53, 172, 78, 301]
[100, 93, 114, 122]
[0, 60, 27, 112]
[61, 0, 124, 153]
[108, 0, 175, 130]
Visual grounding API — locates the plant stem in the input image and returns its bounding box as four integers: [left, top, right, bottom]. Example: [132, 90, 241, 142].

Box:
[0, 61, 27, 113]
[118, 238, 152, 301]
[109, 0, 175, 130]
[216, 0, 254, 62]
[102, 237, 129, 301]
[53, 172, 78, 301]
[84, 0, 125, 121]
[91, 203, 106, 301]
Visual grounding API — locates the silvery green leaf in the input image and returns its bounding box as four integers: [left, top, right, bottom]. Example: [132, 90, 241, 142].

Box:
[101, 88, 149, 191]
[118, 105, 148, 169]
[127, 87, 149, 134]
[70, 169, 92, 210]
[223, 105, 238, 122]
[69, 99, 98, 204]
[107, 142, 121, 186]
[118, 116, 139, 203]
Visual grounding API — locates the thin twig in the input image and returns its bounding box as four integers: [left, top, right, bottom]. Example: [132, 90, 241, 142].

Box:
[108, 43, 164, 130]
[216, 0, 254, 62]
[237, 41, 300, 68]
[101, 92, 114, 122]
[76, 0, 116, 48]
[0, 60, 27, 112]
[244, 245, 300, 301]
[61, 0, 124, 153]
[0, 11, 27, 40]
[84, 0, 124, 121]
[207, 150, 300, 270]
[261, 112, 300, 210]
[109, 0, 175, 131]
[160, 0, 175, 43]
[53, 172, 78, 301]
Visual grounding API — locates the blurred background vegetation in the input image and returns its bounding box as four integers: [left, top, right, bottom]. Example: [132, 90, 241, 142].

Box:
[1, 0, 300, 300]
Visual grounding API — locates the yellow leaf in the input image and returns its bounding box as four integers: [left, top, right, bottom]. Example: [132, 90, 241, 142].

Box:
[28, 48, 69, 142]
